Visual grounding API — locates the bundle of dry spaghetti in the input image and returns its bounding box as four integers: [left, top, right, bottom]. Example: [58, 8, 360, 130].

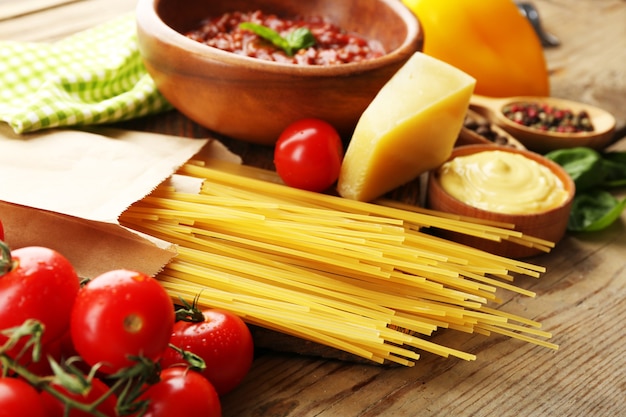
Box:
[120, 159, 558, 366]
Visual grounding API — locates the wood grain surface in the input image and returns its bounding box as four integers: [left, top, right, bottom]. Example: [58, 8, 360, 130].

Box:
[538, 0, 626, 140]
[1, 1, 625, 416]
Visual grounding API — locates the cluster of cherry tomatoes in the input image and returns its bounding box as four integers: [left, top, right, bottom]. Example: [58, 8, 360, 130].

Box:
[0, 117, 341, 415]
[0, 219, 254, 417]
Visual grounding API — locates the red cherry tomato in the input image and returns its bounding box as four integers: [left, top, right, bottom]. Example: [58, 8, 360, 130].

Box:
[274, 118, 344, 192]
[160, 309, 254, 395]
[0, 246, 80, 358]
[0, 220, 4, 241]
[70, 269, 175, 374]
[39, 377, 118, 417]
[140, 367, 221, 417]
[0, 377, 48, 417]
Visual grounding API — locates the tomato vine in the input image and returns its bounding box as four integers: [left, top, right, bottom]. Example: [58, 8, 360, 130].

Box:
[0, 229, 250, 416]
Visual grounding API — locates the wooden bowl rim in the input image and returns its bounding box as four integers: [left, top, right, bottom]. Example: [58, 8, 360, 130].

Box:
[136, 0, 422, 77]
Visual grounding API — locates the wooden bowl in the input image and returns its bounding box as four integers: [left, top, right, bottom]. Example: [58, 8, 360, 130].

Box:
[135, 0, 423, 145]
[456, 109, 526, 150]
[427, 144, 575, 259]
[470, 95, 617, 153]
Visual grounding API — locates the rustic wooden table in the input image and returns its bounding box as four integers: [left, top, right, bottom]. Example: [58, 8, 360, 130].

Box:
[1, 1, 625, 416]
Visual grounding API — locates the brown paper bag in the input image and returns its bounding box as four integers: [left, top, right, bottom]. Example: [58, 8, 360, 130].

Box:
[0, 125, 240, 278]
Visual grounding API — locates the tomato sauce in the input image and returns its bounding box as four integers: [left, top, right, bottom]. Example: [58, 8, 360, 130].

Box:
[185, 10, 385, 65]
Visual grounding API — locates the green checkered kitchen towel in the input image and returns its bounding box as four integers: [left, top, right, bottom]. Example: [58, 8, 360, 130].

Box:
[0, 13, 172, 134]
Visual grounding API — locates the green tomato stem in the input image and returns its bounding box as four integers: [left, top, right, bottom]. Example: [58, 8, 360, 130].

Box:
[1, 319, 158, 417]
[174, 294, 205, 323]
[1, 352, 112, 417]
[0, 319, 45, 359]
[0, 240, 15, 276]
[167, 343, 207, 371]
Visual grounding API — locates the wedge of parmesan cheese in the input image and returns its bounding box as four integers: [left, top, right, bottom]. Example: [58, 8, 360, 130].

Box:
[337, 52, 476, 201]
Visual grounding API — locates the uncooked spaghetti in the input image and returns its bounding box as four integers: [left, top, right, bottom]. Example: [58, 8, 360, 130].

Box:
[119, 158, 557, 366]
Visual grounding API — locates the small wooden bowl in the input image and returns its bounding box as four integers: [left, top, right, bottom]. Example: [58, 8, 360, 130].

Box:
[135, 0, 423, 144]
[427, 144, 575, 259]
[456, 109, 526, 150]
[470, 95, 617, 153]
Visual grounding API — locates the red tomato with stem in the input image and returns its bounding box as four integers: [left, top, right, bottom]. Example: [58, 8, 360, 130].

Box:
[0, 377, 48, 417]
[70, 269, 175, 374]
[39, 377, 118, 417]
[274, 118, 344, 192]
[0, 245, 80, 358]
[160, 308, 254, 395]
[140, 367, 221, 417]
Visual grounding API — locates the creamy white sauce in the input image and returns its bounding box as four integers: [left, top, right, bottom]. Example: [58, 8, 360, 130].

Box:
[437, 150, 569, 214]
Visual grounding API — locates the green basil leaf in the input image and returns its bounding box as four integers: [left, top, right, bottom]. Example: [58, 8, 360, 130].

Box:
[600, 151, 626, 188]
[545, 147, 605, 192]
[604, 178, 626, 188]
[568, 190, 626, 232]
[603, 150, 626, 164]
[239, 22, 289, 53]
[547, 147, 626, 232]
[239, 22, 315, 57]
[284, 27, 316, 55]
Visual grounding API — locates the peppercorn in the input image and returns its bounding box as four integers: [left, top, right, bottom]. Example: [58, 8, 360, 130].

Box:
[502, 102, 594, 133]
[463, 116, 512, 146]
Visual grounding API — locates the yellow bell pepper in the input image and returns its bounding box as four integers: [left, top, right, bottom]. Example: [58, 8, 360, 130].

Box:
[402, 0, 550, 97]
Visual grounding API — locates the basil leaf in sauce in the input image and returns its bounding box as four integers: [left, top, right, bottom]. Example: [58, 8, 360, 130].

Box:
[239, 22, 316, 56]
[283, 27, 316, 55]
